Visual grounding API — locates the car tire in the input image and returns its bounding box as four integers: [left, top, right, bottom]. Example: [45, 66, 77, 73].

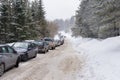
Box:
[52, 47, 55, 50]
[15, 58, 20, 68]
[43, 50, 46, 54]
[0, 64, 4, 77]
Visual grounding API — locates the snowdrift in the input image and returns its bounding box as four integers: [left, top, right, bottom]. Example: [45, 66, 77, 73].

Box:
[69, 35, 120, 80]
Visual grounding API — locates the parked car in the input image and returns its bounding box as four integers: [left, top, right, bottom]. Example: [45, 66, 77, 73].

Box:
[12, 42, 38, 61]
[34, 41, 49, 53]
[54, 34, 65, 46]
[0, 45, 20, 76]
[43, 37, 56, 50]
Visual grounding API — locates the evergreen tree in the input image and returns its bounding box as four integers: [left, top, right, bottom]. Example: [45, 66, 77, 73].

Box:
[12, 0, 27, 41]
[37, 0, 49, 37]
[0, 0, 50, 43]
[74, 0, 120, 39]
[0, 0, 11, 43]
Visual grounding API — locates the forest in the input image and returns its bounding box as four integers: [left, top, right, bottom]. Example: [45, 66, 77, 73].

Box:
[72, 0, 120, 39]
[0, 0, 58, 43]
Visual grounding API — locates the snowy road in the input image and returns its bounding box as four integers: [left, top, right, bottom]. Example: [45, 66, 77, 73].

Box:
[0, 40, 84, 80]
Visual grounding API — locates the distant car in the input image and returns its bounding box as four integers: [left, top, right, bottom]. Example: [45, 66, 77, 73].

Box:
[12, 42, 38, 61]
[43, 37, 56, 50]
[54, 40, 60, 47]
[0, 45, 20, 76]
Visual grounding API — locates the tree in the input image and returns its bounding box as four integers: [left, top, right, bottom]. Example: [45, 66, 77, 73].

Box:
[36, 0, 49, 37]
[74, 0, 120, 39]
[12, 0, 28, 41]
[0, 0, 50, 43]
[47, 21, 58, 37]
[0, 0, 12, 43]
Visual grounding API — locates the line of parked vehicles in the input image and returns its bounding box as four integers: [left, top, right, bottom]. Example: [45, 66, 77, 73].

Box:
[0, 36, 65, 76]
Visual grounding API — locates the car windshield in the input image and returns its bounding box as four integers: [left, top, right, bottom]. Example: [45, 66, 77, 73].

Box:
[38, 42, 43, 45]
[13, 42, 28, 49]
[33, 41, 43, 45]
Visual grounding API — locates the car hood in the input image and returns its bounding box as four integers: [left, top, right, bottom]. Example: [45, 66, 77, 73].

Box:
[14, 48, 27, 53]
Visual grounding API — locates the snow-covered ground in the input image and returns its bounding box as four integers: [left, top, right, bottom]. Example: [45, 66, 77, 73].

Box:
[62, 31, 120, 80]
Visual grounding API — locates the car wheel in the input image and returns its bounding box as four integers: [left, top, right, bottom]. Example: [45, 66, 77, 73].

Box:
[47, 49, 49, 52]
[0, 64, 4, 76]
[23, 54, 28, 61]
[15, 58, 20, 68]
[52, 47, 55, 50]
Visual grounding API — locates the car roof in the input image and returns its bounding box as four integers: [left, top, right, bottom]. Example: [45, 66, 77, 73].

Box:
[0, 44, 8, 47]
[15, 42, 30, 43]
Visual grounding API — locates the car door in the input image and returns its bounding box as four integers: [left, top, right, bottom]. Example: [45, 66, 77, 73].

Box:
[32, 43, 38, 55]
[31, 43, 37, 57]
[7, 46, 18, 66]
[43, 42, 47, 50]
[1, 46, 13, 69]
[27, 43, 34, 58]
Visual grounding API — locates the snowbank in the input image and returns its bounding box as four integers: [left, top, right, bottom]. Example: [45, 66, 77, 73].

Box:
[69, 35, 120, 80]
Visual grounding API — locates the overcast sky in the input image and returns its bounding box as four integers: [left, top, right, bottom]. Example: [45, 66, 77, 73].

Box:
[42, 0, 81, 21]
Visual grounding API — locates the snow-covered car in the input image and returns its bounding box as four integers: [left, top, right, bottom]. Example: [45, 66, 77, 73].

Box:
[12, 42, 38, 61]
[0, 45, 20, 76]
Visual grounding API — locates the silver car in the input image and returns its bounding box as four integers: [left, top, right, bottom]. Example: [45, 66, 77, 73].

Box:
[0, 45, 20, 76]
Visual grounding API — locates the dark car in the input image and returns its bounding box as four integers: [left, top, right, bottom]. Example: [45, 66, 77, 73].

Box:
[0, 45, 20, 76]
[43, 37, 56, 50]
[12, 42, 38, 61]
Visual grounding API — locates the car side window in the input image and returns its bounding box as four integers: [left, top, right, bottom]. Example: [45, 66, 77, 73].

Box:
[0, 47, 2, 53]
[33, 43, 37, 48]
[1, 47, 7, 53]
[7, 46, 14, 53]
[28, 43, 32, 49]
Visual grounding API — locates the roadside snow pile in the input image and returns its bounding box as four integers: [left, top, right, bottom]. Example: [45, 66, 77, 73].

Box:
[70, 36, 120, 80]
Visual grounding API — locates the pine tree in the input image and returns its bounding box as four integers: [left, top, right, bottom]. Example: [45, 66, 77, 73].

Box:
[0, 0, 50, 43]
[12, 0, 27, 41]
[0, 0, 11, 43]
[37, 0, 49, 37]
[75, 0, 120, 38]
